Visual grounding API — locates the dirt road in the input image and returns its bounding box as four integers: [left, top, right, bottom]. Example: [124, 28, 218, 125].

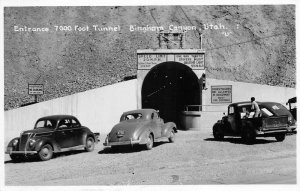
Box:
[4, 131, 296, 185]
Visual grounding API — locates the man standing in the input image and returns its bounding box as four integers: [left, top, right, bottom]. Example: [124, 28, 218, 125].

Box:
[251, 97, 261, 117]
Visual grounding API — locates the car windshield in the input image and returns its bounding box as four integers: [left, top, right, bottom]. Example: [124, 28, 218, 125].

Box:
[123, 113, 143, 121]
[35, 119, 57, 129]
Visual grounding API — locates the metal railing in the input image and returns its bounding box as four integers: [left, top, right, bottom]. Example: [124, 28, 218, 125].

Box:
[183, 105, 228, 112]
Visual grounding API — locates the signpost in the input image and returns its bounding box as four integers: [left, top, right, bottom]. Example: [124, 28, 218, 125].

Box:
[28, 84, 44, 102]
[211, 85, 232, 104]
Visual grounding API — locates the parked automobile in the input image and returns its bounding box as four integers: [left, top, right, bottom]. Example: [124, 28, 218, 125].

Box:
[6, 115, 100, 161]
[104, 109, 177, 150]
[287, 97, 297, 121]
[212, 101, 296, 144]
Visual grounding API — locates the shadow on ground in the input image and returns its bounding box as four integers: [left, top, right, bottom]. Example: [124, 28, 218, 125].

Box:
[204, 137, 277, 145]
[98, 142, 168, 154]
[4, 149, 87, 164]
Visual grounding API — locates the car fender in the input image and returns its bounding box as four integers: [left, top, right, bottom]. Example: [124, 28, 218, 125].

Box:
[34, 138, 60, 152]
[80, 128, 95, 145]
[7, 137, 19, 147]
[213, 121, 223, 131]
[161, 122, 177, 137]
[139, 128, 153, 144]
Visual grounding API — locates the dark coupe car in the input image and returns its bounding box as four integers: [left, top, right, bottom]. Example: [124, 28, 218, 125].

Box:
[6, 115, 100, 161]
[213, 101, 296, 144]
[104, 109, 177, 150]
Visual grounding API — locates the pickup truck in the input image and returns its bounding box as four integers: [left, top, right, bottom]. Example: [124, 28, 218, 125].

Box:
[213, 101, 296, 144]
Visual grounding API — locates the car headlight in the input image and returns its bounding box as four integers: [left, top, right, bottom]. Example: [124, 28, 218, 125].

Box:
[29, 139, 36, 147]
[12, 139, 18, 146]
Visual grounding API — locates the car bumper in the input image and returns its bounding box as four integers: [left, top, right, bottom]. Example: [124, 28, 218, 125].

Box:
[103, 138, 141, 146]
[5, 147, 37, 155]
[289, 125, 297, 134]
[256, 127, 293, 135]
[94, 132, 101, 142]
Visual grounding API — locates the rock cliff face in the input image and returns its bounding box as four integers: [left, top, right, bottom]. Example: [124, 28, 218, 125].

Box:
[4, 5, 295, 110]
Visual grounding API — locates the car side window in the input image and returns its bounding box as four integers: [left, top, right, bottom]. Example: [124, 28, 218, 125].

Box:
[71, 119, 80, 128]
[46, 120, 54, 128]
[151, 113, 154, 119]
[58, 119, 71, 129]
[36, 120, 45, 128]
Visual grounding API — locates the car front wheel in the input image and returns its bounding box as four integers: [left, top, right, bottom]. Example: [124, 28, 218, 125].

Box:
[213, 124, 224, 140]
[168, 130, 175, 143]
[275, 133, 286, 142]
[145, 134, 153, 150]
[85, 137, 95, 152]
[38, 144, 53, 161]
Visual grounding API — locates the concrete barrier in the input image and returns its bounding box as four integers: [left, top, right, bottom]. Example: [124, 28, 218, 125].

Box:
[180, 111, 201, 130]
[4, 78, 296, 145]
[4, 80, 138, 144]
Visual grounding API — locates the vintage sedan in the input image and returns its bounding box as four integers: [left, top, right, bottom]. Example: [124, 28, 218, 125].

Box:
[6, 115, 100, 161]
[104, 109, 177, 150]
[213, 101, 296, 144]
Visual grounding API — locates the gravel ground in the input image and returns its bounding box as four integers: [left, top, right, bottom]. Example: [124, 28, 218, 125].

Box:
[4, 130, 296, 185]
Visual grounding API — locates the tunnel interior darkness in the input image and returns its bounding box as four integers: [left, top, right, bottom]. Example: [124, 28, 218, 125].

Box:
[142, 61, 201, 128]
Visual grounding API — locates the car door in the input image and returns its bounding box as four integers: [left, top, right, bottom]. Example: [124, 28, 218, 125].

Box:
[227, 106, 238, 133]
[70, 118, 84, 146]
[54, 118, 76, 148]
[152, 112, 163, 138]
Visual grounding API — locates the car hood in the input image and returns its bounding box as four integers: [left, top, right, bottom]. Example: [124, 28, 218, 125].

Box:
[108, 120, 149, 142]
[22, 128, 54, 136]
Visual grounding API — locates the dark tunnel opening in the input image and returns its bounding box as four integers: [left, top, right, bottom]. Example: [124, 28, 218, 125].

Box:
[142, 62, 201, 129]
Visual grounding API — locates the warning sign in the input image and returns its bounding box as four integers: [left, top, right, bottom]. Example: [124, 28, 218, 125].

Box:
[28, 84, 44, 95]
[211, 85, 232, 104]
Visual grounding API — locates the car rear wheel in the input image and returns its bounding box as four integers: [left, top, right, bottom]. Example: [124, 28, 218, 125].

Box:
[38, 144, 53, 161]
[85, 137, 95, 152]
[145, 134, 153, 150]
[275, 133, 286, 142]
[168, 130, 175, 143]
[10, 154, 25, 162]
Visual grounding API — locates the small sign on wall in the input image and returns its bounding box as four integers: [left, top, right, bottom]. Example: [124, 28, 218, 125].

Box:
[211, 85, 232, 104]
[28, 84, 44, 95]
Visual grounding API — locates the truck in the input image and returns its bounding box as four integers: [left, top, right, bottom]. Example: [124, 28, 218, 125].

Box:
[213, 101, 296, 144]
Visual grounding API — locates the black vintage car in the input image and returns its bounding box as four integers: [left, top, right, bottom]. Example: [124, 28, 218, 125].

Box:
[287, 97, 297, 120]
[6, 115, 100, 161]
[213, 102, 296, 144]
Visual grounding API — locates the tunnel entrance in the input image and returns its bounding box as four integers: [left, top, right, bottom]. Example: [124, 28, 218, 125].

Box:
[142, 61, 201, 128]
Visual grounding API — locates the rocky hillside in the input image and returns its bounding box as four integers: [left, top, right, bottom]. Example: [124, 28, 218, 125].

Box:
[4, 5, 295, 110]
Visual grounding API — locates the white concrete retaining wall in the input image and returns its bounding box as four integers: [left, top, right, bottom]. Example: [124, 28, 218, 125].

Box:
[4, 78, 296, 144]
[4, 80, 138, 144]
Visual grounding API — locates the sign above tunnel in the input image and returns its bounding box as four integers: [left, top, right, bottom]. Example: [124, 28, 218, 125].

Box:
[137, 49, 205, 70]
